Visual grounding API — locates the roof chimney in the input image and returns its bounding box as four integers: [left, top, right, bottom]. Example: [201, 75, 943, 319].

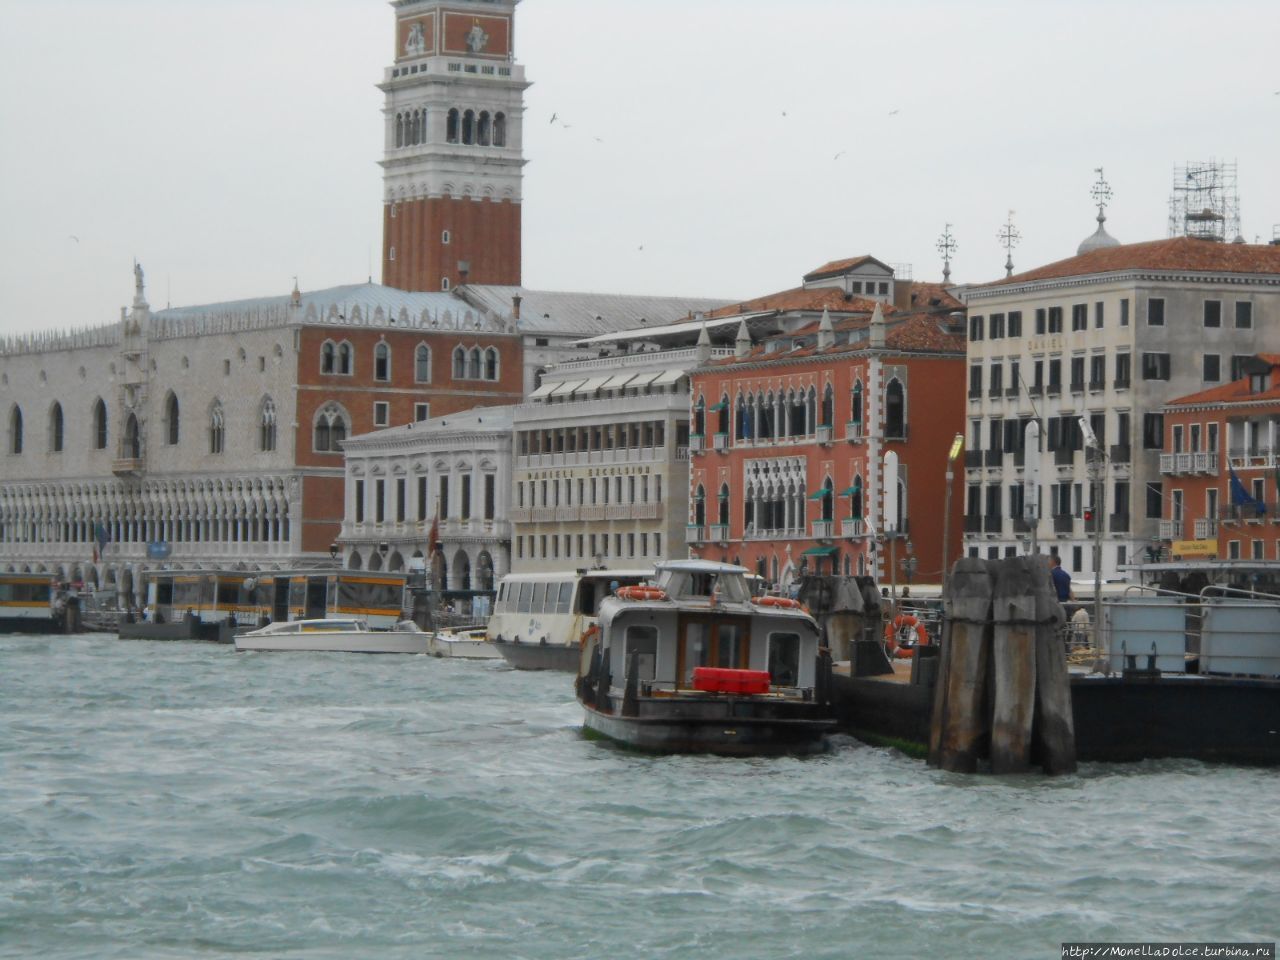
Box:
[734, 320, 752, 359]
[511, 294, 522, 320]
[869, 303, 886, 349]
[817, 308, 834, 350]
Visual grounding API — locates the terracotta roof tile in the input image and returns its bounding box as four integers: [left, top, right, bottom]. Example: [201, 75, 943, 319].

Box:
[904, 280, 965, 310]
[979, 236, 1280, 287]
[702, 286, 890, 320]
[1168, 358, 1280, 406]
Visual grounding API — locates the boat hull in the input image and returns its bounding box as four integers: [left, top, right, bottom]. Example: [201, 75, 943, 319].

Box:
[492, 639, 579, 671]
[579, 697, 835, 757]
[119, 619, 235, 644]
[234, 632, 428, 654]
[427, 634, 503, 659]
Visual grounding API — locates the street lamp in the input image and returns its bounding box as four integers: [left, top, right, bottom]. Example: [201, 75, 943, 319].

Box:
[941, 433, 963, 589]
[900, 540, 918, 584]
[328, 543, 339, 562]
[1079, 417, 1106, 666]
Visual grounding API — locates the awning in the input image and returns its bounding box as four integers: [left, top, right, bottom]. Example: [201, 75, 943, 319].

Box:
[839, 484, 862, 497]
[529, 380, 560, 399]
[625, 370, 662, 391]
[802, 545, 838, 557]
[601, 372, 636, 390]
[808, 487, 833, 500]
[574, 375, 611, 396]
[708, 400, 729, 411]
[551, 379, 587, 397]
[651, 368, 685, 387]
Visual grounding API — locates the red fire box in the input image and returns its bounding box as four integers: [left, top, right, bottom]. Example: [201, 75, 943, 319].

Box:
[692, 667, 772, 695]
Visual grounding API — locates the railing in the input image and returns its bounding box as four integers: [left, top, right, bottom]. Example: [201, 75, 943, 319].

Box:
[1194, 518, 1218, 539]
[968, 388, 983, 400]
[1012, 449, 1025, 467]
[713, 432, 729, 452]
[579, 506, 606, 521]
[1046, 383, 1062, 396]
[708, 523, 729, 542]
[1070, 381, 1085, 395]
[676, 446, 689, 461]
[1088, 380, 1105, 392]
[964, 450, 984, 469]
[963, 515, 982, 533]
[685, 524, 705, 544]
[1027, 384, 1043, 397]
[1219, 503, 1271, 523]
[112, 457, 144, 477]
[816, 425, 833, 445]
[1159, 453, 1175, 474]
[1228, 449, 1279, 470]
[845, 421, 864, 443]
[984, 449, 1003, 467]
[508, 508, 531, 523]
[1193, 452, 1217, 474]
[983, 515, 1003, 533]
[988, 385, 1004, 398]
[1012, 517, 1034, 533]
[517, 446, 667, 469]
[1110, 444, 1131, 464]
[885, 426, 909, 442]
[1084, 515, 1100, 534]
[811, 519, 834, 540]
[689, 435, 704, 454]
[1053, 515, 1074, 534]
[556, 507, 578, 522]
[1158, 520, 1183, 540]
[842, 518, 865, 538]
[1113, 377, 1130, 390]
[1054, 448, 1075, 465]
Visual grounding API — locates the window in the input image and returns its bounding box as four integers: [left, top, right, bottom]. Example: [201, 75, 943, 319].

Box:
[1048, 359, 1062, 391]
[49, 402, 63, 453]
[884, 379, 905, 439]
[7, 405, 22, 454]
[968, 364, 983, 398]
[1203, 355, 1221, 382]
[1048, 307, 1063, 333]
[208, 403, 225, 454]
[92, 398, 107, 450]
[389, 246, 396, 262]
[1141, 353, 1171, 381]
[337, 342, 352, 375]
[374, 342, 390, 382]
[1231, 355, 1253, 382]
[415, 344, 431, 383]
[396, 479, 406, 522]
[989, 314, 1005, 339]
[223, 359, 231, 376]
[1070, 356, 1085, 392]
[259, 397, 277, 451]
[438, 476, 449, 519]
[1147, 298, 1165, 326]
[1034, 308, 1046, 335]
[1071, 304, 1087, 331]
[441, 277, 450, 291]
[374, 401, 390, 427]
[313, 403, 348, 453]
[969, 316, 984, 341]
[1235, 301, 1253, 329]
[989, 363, 1004, 396]
[484, 474, 495, 520]
[461, 475, 472, 519]
[417, 477, 427, 521]
[1008, 311, 1022, 337]
[355, 480, 365, 523]
[1089, 354, 1105, 389]
[414, 403, 430, 422]
[1114, 353, 1131, 388]
[321, 341, 335, 374]
[452, 347, 466, 379]
[1120, 298, 1130, 326]
[441, 230, 451, 245]
[1142, 413, 1164, 449]
[484, 347, 499, 381]
[1146, 482, 1163, 519]
[375, 479, 385, 523]
[1203, 300, 1222, 328]
[467, 348, 482, 380]
[1094, 301, 1105, 328]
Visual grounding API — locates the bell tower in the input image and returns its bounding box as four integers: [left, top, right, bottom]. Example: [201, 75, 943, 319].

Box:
[379, 0, 527, 292]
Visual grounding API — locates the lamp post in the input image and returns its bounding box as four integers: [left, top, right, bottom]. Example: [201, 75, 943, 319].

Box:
[941, 433, 963, 589]
[884, 451, 900, 615]
[1080, 417, 1107, 666]
[900, 540, 918, 584]
[1024, 419, 1042, 558]
[328, 543, 339, 563]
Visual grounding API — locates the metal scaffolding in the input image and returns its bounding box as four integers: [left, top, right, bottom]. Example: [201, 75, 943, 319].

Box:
[1167, 160, 1241, 243]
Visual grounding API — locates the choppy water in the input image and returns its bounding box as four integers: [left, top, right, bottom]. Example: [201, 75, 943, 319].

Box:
[1, 634, 1277, 960]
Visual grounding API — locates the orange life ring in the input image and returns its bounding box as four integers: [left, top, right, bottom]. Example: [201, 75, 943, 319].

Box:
[752, 596, 801, 609]
[884, 614, 929, 658]
[615, 585, 668, 602]
[579, 624, 600, 647]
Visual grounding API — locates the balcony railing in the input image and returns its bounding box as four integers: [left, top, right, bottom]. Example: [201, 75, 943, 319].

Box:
[968, 388, 983, 400]
[846, 421, 863, 443]
[1005, 385, 1021, 398]
[816, 424, 833, 445]
[1028, 384, 1044, 397]
[984, 449, 1003, 467]
[1193, 452, 1217, 474]
[1194, 518, 1218, 539]
[1110, 444, 1131, 464]
[708, 523, 729, 543]
[685, 524, 705, 544]
[1012, 517, 1034, 533]
[1088, 380, 1105, 392]
[1046, 383, 1062, 396]
[811, 519, 834, 540]
[1070, 382, 1085, 395]
[988, 385, 1004, 398]
[112, 457, 144, 477]
[1158, 520, 1183, 540]
[712, 432, 729, 452]
[1052, 515, 1074, 534]
[841, 518, 865, 538]
[1113, 377, 1131, 390]
[983, 515, 1003, 533]
[1228, 448, 1278, 470]
[1054, 447, 1075, 465]
[964, 450, 984, 469]
[1159, 453, 1175, 474]
[689, 435, 704, 454]
[964, 515, 983, 533]
[1012, 449, 1026, 467]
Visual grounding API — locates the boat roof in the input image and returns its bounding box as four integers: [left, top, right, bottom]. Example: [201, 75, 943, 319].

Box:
[498, 568, 655, 583]
[654, 560, 749, 575]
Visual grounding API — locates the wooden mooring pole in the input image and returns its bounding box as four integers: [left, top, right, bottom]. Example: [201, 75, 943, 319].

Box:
[929, 558, 993, 773]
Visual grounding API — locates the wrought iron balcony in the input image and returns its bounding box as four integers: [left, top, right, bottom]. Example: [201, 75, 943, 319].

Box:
[1054, 447, 1075, 465]
[964, 450, 984, 469]
[984, 449, 1003, 467]
[1110, 444, 1130, 464]
[1109, 513, 1130, 533]
[1052, 514, 1074, 534]
[983, 515, 1004, 533]
[964, 515, 983, 533]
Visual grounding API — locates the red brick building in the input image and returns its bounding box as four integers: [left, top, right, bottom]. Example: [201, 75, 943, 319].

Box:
[1160, 354, 1280, 562]
[685, 281, 966, 587]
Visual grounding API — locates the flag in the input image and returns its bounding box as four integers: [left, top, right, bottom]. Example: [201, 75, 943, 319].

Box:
[1229, 466, 1266, 516]
[428, 515, 440, 554]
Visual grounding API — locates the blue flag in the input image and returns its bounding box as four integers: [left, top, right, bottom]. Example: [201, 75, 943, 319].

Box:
[1229, 466, 1266, 515]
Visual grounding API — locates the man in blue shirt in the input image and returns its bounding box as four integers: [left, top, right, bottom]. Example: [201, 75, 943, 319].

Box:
[1049, 554, 1073, 602]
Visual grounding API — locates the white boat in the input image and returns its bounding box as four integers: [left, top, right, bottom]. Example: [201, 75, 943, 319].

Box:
[233, 618, 429, 654]
[427, 627, 502, 659]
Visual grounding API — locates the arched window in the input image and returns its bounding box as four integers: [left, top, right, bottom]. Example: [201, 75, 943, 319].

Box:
[693, 396, 705, 436]
[453, 346, 467, 379]
[164, 392, 179, 445]
[821, 384, 834, 427]
[462, 109, 475, 145]
[9, 404, 23, 454]
[411, 109, 421, 145]
[821, 476, 834, 522]
[734, 392, 747, 440]
[321, 340, 336, 374]
[718, 483, 730, 526]
[49, 402, 63, 453]
[92, 398, 107, 450]
[337, 341, 352, 376]
[896, 477, 908, 532]
[885, 378, 906, 439]
[477, 110, 491, 146]
[446, 108, 459, 143]
[259, 397, 277, 452]
[693, 485, 706, 527]
[124, 412, 141, 459]
[851, 380, 864, 425]
[374, 341, 390, 382]
[806, 386, 817, 433]
[850, 475, 864, 519]
[313, 403, 348, 453]
[208, 403, 224, 455]
[467, 347, 482, 379]
[493, 112, 506, 147]
[484, 347, 498, 381]
[717, 394, 730, 435]
[415, 344, 431, 383]
[395, 113, 404, 148]
[789, 390, 805, 437]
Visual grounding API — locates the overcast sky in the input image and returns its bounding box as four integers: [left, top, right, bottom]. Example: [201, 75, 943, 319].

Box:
[2, 0, 1277, 337]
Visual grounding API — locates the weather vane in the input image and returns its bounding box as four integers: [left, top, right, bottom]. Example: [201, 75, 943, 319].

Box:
[1090, 167, 1113, 223]
[936, 223, 958, 283]
[997, 210, 1021, 278]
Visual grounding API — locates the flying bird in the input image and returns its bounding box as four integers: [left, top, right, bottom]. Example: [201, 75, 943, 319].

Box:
[833, 150, 846, 160]
[888, 109, 900, 116]
[69, 235, 79, 243]
[549, 112, 558, 123]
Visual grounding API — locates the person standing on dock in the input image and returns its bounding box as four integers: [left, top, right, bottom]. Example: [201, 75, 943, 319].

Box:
[1049, 555, 1073, 603]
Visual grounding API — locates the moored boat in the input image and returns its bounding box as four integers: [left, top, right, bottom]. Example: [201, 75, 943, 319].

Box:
[427, 626, 502, 659]
[576, 560, 836, 756]
[234, 618, 429, 654]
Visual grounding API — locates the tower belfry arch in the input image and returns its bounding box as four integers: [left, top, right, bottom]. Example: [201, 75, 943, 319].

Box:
[379, 0, 528, 292]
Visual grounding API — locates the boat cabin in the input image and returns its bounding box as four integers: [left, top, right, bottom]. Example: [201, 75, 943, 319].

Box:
[256, 571, 407, 630]
[0, 574, 55, 623]
[140, 570, 263, 627]
[595, 561, 821, 693]
[487, 568, 654, 645]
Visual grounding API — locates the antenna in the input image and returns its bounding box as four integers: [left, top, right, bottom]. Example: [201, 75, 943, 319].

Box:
[997, 210, 1021, 278]
[936, 223, 958, 283]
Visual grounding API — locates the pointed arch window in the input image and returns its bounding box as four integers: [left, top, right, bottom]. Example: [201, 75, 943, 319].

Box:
[453, 346, 467, 379]
[851, 379, 864, 426]
[806, 386, 817, 434]
[467, 347, 482, 379]
[493, 112, 507, 147]
[693, 484, 706, 527]
[337, 341, 353, 376]
[415, 344, 432, 383]
[164, 392, 180, 445]
[208, 403, 225, 455]
[49, 402, 64, 453]
[886, 378, 906, 440]
[717, 393, 730, 435]
[374, 341, 390, 382]
[313, 403, 348, 453]
[92, 398, 107, 450]
[123, 411, 141, 459]
[395, 113, 404, 148]
[718, 483, 730, 526]
[692, 396, 706, 436]
[321, 340, 336, 374]
[820, 476, 834, 522]
[821, 384, 834, 428]
[484, 347, 499, 381]
[259, 397, 277, 452]
[8, 404, 22, 454]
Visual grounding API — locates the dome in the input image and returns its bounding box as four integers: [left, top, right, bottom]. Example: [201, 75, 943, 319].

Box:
[1077, 214, 1121, 255]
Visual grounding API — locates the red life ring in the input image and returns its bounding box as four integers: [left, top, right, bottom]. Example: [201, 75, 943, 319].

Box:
[751, 596, 801, 609]
[579, 624, 600, 647]
[615, 585, 668, 602]
[884, 614, 929, 658]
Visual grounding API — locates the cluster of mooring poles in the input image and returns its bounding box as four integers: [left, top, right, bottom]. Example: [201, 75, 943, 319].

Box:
[928, 556, 1077, 775]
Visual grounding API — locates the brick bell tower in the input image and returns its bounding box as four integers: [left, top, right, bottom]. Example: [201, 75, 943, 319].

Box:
[380, 0, 527, 291]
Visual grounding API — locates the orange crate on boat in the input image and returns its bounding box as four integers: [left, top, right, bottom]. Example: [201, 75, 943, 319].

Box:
[692, 667, 771, 695]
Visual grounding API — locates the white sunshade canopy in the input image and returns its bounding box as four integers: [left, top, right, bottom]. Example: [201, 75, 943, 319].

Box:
[651, 368, 686, 387]
[551, 379, 588, 397]
[624, 370, 662, 391]
[529, 380, 560, 399]
[601, 372, 636, 390]
[573, 375, 611, 396]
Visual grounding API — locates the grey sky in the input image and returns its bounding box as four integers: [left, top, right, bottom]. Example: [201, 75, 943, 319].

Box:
[1, 0, 1277, 336]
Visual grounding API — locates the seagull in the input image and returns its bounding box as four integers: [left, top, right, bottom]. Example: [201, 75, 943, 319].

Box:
[637, 244, 644, 251]
[833, 150, 846, 160]
[888, 108, 900, 116]
[593, 137, 603, 143]
[69, 235, 79, 243]
[781, 110, 788, 117]
[549, 112, 558, 123]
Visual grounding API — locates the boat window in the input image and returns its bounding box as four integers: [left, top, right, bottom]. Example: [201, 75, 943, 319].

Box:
[624, 624, 658, 682]
[156, 580, 174, 606]
[0, 579, 51, 604]
[768, 632, 801, 687]
[337, 578, 401, 613]
[717, 622, 746, 669]
[532, 581, 546, 612]
[681, 622, 710, 687]
[556, 581, 573, 613]
[672, 571, 750, 603]
[578, 580, 598, 616]
[517, 582, 533, 613]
